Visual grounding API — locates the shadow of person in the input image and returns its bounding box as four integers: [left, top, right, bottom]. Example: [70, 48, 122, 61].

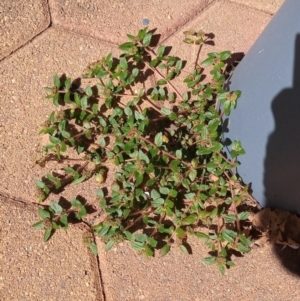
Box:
[264, 34, 300, 274]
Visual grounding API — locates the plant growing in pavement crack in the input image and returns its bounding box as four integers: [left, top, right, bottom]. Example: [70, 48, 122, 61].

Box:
[33, 27, 255, 274]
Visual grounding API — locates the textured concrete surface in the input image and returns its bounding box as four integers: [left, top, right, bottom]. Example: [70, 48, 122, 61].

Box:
[0, 27, 115, 202]
[0, 195, 103, 301]
[98, 237, 300, 301]
[0, 0, 50, 60]
[1, 0, 299, 300]
[230, 0, 285, 14]
[48, 0, 214, 44]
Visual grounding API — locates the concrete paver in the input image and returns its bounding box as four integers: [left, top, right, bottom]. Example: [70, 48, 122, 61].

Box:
[0, 0, 50, 60]
[97, 237, 300, 301]
[48, 0, 214, 44]
[2, 0, 300, 300]
[230, 0, 285, 14]
[0, 27, 116, 203]
[164, 0, 272, 69]
[0, 195, 103, 301]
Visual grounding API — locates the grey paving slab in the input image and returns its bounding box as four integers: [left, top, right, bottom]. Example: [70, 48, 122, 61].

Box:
[0, 194, 103, 301]
[230, 0, 285, 14]
[48, 0, 214, 44]
[97, 237, 300, 301]
[0, 0, 50, 61]
[0, 27, 116, 203]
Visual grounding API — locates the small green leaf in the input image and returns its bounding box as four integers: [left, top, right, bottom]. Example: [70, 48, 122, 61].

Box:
[119, 42, 135, 51]
[97, 189, 105, 198]
[124, 107, 133, 116]
[203, 256, 216, 265]
[159, 187, 170, 195]
[219, 51, 231, 61]
[32, 221, 44, 229]
[222, 214, 236, 223]
[35, 180, 45, 189]
[210, 207, 218, 219]
[50, 201, 63, 214]
[239, 234, 252, 247]
[238, 211, 249, 221]
[61, 130, 70, 139]
[221, 229, 237, 243]
[119, 57, 128, 70]
[201, 57, 214, 67]
[151, 198, 164, 208]
[157, 79, 167, 86]
[175, 149, 182, 159]
[131, 240, 145, 251]
[160, 244, 171, 256]
[169, 190, 178, 198]
[142, 32, 152, 46]
[157, 45, 165, 57]
[169, 92, 176, 103]
[71, 176, 86, 185]
[180, 244, 189, 254]
[219, 265, 226, 275]
[237, 243, 251, 253]
[99, 137, 106, 147]
[154, 132, 163, 147]
[97, 225, 110, 237]
[194, 232, 209, 240]
[183, 92, 189, 101]
[161, 108, 172, 115]
[85, 86, 93, 96]
[70, 199, 83, 208]
[144, 245, 154, 256]
[184, 193, 195, 199]
[54, 74, 60, 88]
[65, 78, 71, 90]
[105, 240, 115, 251]
[89, 242, 98, 255]
[227, 260, 235, 267]
[49, 136, 60, 144]
[38, 208, 50, 219]
[176, 228, 186, 239]
[138, 150, 150, 164]
[44, 229, 52, 242]
[134, 111, 145, 120]
[151, 189, 160, 200]
[60, 214, 68, 229]
[170, 160, 180, 172]
[182, 214, 197, 225]
[76, 207, 87, 219]
[188, 170, 197, 181]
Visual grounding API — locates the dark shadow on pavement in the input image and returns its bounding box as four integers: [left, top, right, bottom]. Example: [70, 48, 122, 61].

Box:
[264, 34, 300, 275]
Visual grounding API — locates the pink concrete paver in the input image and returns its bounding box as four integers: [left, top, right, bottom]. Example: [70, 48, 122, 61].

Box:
[0, 0, 50, 60]
[2, 0, 300, 300]
[230, 0, 285, 14]
[0, 195, 104, 301]
[0, 27, 116, 203]
[97, 238, 300, 301]
[163, 0, 273, 71]
[48, 0, 214, 44]
[144, 0, 273, 102]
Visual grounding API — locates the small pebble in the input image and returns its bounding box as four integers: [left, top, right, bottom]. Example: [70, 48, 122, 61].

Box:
[142, 19, 149, 26]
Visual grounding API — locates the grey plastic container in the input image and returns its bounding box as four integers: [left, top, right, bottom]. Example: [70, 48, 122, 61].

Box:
[225, 0, 300, 213]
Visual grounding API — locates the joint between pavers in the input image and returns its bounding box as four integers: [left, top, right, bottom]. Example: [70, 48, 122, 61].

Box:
[0, 2, 52, 63]
[153, 0, 219, 45]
